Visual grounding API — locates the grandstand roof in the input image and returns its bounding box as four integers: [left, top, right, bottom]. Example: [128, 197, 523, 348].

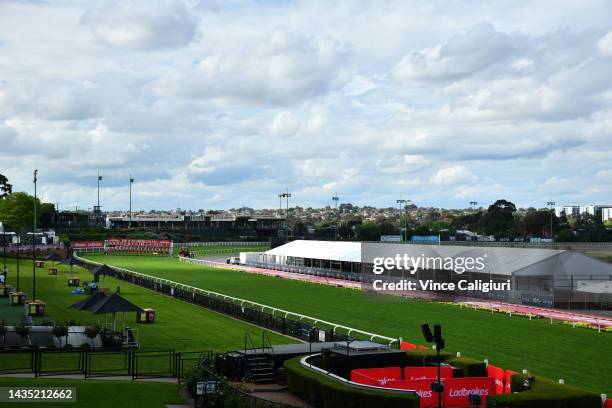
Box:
[265, 240, 612, 278]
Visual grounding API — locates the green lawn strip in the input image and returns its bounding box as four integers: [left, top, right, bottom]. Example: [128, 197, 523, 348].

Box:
[1, 258, 297, 352]
[86, 253, 612, 394]
[0, 377, 185, 408]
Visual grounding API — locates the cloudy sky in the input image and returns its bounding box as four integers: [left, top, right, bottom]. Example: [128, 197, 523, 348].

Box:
[1, 0, 612, 211]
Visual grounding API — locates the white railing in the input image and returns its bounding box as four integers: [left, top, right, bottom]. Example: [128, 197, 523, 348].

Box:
[74, 252, 398, 347]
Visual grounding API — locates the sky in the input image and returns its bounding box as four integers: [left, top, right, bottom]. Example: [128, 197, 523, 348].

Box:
[1, 0, 612, 211]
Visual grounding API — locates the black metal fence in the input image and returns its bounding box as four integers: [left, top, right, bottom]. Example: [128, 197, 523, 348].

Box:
[77, 258, 363, 345]
[0, 347, 211, 381]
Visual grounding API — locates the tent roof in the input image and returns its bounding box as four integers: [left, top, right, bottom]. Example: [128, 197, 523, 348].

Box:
[265, 240, 612, 278]
[44, 253, 63, 261]
[69, 292, 108, 311]
[88, 293, 144, 314]
[60, 257, 80, 266]
[266, 240, 361, 263]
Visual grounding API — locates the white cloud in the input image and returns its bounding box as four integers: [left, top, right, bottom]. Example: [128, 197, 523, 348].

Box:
[430, 165, 475, 185]
[155, 26, 351, 105]
[81, 0, 198, 50]
[597, 30, 612, 57]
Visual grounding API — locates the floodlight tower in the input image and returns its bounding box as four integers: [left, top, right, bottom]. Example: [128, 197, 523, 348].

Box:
[470, 200, 478, 239]
[332, 193, 339, 240]
[33, 169, 38, 300]
[129, 176, 134, 229]
[547, 201, 556, 241]
[396, 198, 410, 241]
[280, 190, 291, 242]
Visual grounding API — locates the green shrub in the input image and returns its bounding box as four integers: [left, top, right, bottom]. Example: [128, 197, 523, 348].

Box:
[487, 374, 601, 408]
[404, 349, 452, 366]
[447, 356, 486, 377]
[284, 356, 420, 408]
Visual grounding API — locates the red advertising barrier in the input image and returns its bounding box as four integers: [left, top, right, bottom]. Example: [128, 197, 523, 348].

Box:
[505, 370, 519, 394]
[405, 366, 453, 381]
[487, 365, 506, 394]
[386, 379, 438, 407]
[604, 399, 612, 408]
[351, 367, 401, 386]
[443, 377, 496, 407]
[400, 341, 417, 350]
[418, 345, 429, 350]
[107, 239, 172, 248]
[72, 241, 105, 249]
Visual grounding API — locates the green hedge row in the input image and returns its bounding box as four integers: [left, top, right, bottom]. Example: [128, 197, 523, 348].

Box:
[283, 357, 420, 408]
[446, 356, 487, 377]
[486, 374, 602, 408]
[404, 349, 452, 366]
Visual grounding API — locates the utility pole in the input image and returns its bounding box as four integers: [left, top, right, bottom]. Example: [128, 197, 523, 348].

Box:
[332, 193, 339, 240]
[129, 176, 134, 229]
[470, 200, 478, 240]
[547, 201, 556, 241]
[33, 169, 37, 300]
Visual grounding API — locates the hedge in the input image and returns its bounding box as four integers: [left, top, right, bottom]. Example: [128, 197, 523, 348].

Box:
[486, 374, 602, 408]
[447, 356, 487, 377]
[283, 357, 420, 408]
[404, 349, 452, 366]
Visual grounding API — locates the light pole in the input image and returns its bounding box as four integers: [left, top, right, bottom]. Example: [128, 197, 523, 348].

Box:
[129, 176, 134, 229]
[396, 198, 409, 242]
[547, 201, 556, 241]
[470, 200, 478, 240]
[97, 170, 102, 209]
[280, 190, 291, 242]
[33, 169, 37, 300]
[16, 237, 20, 292]
[332, 193, 339, 240]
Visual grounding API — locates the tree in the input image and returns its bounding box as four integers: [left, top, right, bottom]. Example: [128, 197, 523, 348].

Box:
[0, 192, 54, 231]
[52, 322, 70, 348]
[0, 174, 11, 198]
[356, 222, 381, 241]
[478, 199, 517, 238]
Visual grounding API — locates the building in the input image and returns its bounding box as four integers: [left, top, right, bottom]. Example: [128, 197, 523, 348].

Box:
[106, 214, 284, 238]
[603, 208, 612, 223]
[555, 204, 612, 219]
[242, 240, 612, 310]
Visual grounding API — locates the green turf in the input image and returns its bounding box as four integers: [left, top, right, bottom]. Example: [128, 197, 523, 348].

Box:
[0, 258, 297, 351]
[0, 377, 185, 408]
[84, 253, 612, 394]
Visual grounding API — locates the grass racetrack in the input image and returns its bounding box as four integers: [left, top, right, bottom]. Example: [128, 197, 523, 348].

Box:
[84, 253, 612, 394]
[0, 258, 296, 351]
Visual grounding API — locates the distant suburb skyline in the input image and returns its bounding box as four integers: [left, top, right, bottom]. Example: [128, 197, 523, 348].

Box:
[1, 0, 611, 211]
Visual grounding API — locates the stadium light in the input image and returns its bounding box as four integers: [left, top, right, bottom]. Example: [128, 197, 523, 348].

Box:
[470, 200, 478, 239]
[280, 190, 291, 242]
[332, 193, 339, 240]
[421, 323, 444, 408]
[547, 201, 556, 242]
[129, 176, 134, 229]
[97, 170, 103, 208]
[396, 198, 410, 242]
[33, 169, 38, 300]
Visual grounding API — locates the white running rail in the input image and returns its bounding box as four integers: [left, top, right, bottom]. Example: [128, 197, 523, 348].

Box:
[74, 252, 399, 347]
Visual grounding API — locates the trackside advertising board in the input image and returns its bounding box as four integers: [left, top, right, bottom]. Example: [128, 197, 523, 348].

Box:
[106, 239, 172, 248]
[487, 365, 506, 394]
[72, 241, 105, 249]
[443, 377, 495, 406]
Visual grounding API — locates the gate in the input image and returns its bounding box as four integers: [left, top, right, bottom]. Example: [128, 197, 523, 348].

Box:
[36, 349, 85, 377]
[0, 349, 36, 374]
[86, 349, 132, 378]
[175, 351, 213, 383]
[132, 349, 175, 379]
